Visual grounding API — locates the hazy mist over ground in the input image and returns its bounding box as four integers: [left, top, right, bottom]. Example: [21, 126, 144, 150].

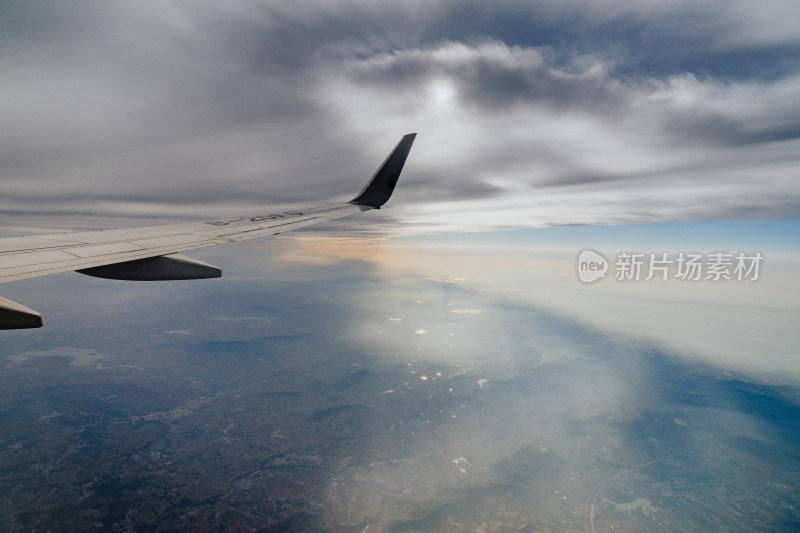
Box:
[2, 225, 799, 530]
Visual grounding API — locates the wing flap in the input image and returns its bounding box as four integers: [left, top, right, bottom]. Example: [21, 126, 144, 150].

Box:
[129, 233, 220, 249]
[0, 249, 81, 269]
[62, 241, 146, 258]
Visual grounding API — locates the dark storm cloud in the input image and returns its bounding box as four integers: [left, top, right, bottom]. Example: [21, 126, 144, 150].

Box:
[1, 0, 799, 233]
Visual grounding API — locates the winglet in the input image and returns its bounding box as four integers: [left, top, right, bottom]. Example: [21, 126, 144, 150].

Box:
[349, 133, 416, 208]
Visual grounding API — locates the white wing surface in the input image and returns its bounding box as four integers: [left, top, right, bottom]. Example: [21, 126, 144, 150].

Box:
[0, 133, 416, 329]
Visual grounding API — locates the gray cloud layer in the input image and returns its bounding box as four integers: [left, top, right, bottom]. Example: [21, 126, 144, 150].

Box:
[1, 1, 799, 234]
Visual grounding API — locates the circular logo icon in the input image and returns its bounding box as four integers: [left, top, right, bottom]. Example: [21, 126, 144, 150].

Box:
[576, 248, 608, 283]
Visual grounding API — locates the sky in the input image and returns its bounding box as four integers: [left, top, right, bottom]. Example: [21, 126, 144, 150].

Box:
[1, 0, 800, 234]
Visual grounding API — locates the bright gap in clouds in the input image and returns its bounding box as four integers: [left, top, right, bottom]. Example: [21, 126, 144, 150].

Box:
[429, 78, 456, 108]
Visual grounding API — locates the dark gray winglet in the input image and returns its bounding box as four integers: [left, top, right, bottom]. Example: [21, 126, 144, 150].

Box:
[349, 133, 416, 208]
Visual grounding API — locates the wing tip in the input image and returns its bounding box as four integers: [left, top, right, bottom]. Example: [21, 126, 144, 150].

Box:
[349, 133, 417, 208]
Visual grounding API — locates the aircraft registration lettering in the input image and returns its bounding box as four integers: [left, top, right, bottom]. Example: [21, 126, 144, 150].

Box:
[204, 211, 306, 226]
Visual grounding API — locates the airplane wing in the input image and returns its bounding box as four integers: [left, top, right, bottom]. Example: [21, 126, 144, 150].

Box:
[0, 133, 416, 329]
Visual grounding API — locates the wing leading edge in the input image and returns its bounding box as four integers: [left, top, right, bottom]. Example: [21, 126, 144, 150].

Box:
[0, 133, 416, 329]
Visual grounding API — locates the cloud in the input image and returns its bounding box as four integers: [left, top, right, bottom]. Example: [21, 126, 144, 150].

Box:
[319, 39, 800, 230]
[1, 1, 799, 234]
